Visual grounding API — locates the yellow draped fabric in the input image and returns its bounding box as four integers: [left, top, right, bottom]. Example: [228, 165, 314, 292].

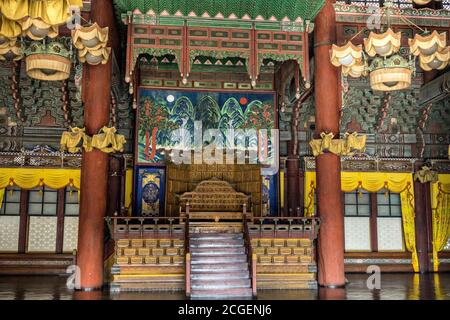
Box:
[0, 0, 82, 38]
[0, 168, 80, 190]
[125, 168, 133, 216]
[304, 171, 316, 217]
[431, 174, 450, 272]
[0, 15, 21, 38]
[280, 171, 284, 209]
[309, 132, 366, 157]
[414, 166, 438, 184]
[309, 133, 343, 156]
[0, 187, 4, 210]
[304, 171, 419, 272]
[60, 127, 92, 153]
[91, 127, 126, 153]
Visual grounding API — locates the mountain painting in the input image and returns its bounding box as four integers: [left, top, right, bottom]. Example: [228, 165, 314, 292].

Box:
[136, 89, 276, 165]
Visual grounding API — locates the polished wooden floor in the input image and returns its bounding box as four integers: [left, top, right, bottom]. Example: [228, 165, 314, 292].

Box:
[0, 273, 448, 300]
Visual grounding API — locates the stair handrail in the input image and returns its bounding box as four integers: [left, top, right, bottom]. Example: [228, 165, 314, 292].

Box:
[243, 213, 257, 297]
[185, 204, 191, 297]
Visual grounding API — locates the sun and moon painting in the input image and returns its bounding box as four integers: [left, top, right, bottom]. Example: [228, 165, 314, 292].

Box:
[136, 89, 276, 165]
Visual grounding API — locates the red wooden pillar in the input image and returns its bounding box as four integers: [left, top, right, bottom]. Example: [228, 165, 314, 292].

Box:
[414, 179, 432, 273]
[76, 0, 113, 290]
[286, 155, 301, 216]
[314, 0, 346, 287]
[106, 156, 123, 217]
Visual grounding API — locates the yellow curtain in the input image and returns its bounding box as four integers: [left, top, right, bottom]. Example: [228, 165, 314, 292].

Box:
[303, 171, 419, 272]
[431, 174, 450, 272]
[304, 171, 316, 217]
[0, 187, 4, 210]
[0, 168, 80, 190]
[280, 170, 284, 209]
[0, 15, 22, 38]
[125, 168, 133, 216]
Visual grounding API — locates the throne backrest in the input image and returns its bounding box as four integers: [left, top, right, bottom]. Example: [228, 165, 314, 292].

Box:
[179, 178, 249, 212]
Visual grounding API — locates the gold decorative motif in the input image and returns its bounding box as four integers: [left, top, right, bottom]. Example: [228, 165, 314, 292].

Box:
[414, 166, 438, 184]
[309, 132, 366, 157]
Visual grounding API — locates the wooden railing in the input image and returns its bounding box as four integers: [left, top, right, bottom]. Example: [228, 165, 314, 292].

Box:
[243, 214, 257, 297]
[107, 215, 186, 240]
[185, 205, 191, 297]
[247, 216, 320, 240]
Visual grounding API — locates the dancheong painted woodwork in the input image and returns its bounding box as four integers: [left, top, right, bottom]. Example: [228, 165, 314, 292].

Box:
[119, 1, 320, 92]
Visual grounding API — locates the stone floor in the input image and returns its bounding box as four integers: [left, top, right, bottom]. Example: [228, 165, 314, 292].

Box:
[0, 273, 448, 300]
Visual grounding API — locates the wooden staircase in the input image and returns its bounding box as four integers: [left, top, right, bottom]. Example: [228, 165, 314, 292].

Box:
[107, 216, 320, 296]
[188, 231, 253, 299]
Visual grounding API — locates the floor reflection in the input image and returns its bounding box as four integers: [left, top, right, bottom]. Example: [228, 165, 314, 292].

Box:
[0, 273, 448, 300]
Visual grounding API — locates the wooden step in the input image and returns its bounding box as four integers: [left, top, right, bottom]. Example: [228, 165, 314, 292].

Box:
[191, 271, 250, 281]
[189, 233, 243, 240]
[190, 239, 244, 248]
[191, 288, 253, 299]
[191, 255, 247, 264]
[190, 247, 245, 256]
[191, 262, 248, 272]
[191, 278, 251, 290]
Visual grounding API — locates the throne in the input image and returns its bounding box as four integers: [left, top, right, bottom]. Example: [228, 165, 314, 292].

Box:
[179, 178, 251, 221]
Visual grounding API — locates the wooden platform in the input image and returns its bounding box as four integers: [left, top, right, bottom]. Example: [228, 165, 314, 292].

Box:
[110, 238, 185, 292]
[0, 253, 75, 275]
[251, 238, 318, 290]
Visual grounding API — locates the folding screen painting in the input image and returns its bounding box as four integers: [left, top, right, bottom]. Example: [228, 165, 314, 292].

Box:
[136, 89, 276, 165]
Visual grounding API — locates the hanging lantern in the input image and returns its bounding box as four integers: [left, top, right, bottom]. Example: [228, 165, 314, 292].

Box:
[413, 0, 432, 4]
[78, 46, 111, 65]
[419, 47, 450, 71]
[20, 18, 58, 40]
[24, 41, 71, 81]
[330, 42, 363, 68]
[364, 28, 401, 57]
[0, 39, 23, 61]
[409, 31, 446, 57]
[369, 55, 413, 91]
[72, 23, 109, 50]
[343, 61, 368, 78]
[72, 23, 111, 65]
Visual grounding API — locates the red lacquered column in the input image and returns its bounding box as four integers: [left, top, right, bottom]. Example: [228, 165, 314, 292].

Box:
[314, 0, 346, 287]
